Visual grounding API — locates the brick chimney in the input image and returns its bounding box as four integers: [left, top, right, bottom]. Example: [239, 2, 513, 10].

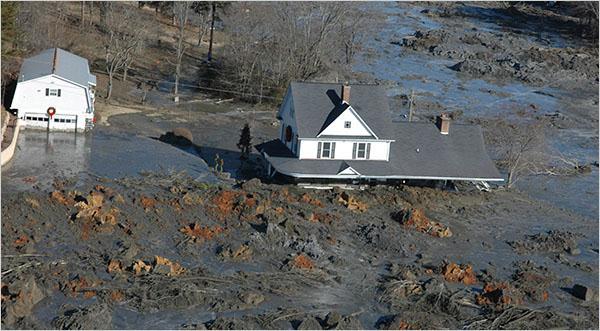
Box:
[341, 83, 351, 104]
[436, 113, 450, 135]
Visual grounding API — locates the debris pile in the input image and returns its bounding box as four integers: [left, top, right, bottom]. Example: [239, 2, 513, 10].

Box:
[50, 190, 75, 206]
[154, 256, 186, 276]
[63, 275, 99, 299]
[129, 256, 186, 277]
[337, 192, 368, 212]
[307, 212, 340, 224]
[139, 195, 157, 211]
[209, 190, 242, 220]
[508, 230, 580, 254]
[300, 193, 324, 207]
[393, 208, 452, 238]
[475, 282, 521, 306]
[74, 192, 119, 226]
[511, 261, 553, 303]
[107, 260, 123, 274]
[290, 254, 315, 270]
[442, 262, 477, 285]
[218, 244, 253, 261]
[180, 223, 225, 242]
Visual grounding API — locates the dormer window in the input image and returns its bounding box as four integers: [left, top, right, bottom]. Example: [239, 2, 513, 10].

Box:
[344, 121, 351, 128]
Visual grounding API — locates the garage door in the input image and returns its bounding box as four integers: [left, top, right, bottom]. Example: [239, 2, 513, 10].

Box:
[23, 113, 50, 128]
[50, 115, 78, 130]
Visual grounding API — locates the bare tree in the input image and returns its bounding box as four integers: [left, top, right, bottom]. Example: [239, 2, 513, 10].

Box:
[219, 2, 372, 101]
[191, 2, 211, 47]
[102, 2, 149, 100]
[487, 121, 549, 188]
[486, 118, 589, 188]
[172, 2, 190, 101]
[16, 2, 71, 51]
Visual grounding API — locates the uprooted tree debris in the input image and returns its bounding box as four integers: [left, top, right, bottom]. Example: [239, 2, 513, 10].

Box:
[1, 173, 596, 329]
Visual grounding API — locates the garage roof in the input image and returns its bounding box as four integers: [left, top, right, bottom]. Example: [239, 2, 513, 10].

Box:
[18, 48, 95, 87]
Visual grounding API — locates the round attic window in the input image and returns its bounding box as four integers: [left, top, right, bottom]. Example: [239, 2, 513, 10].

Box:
[285, 126, 292, 142]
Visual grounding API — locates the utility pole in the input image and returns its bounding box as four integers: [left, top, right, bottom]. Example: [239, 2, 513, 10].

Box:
[408, 89, 415, 122]
[207, 2, 216, 62]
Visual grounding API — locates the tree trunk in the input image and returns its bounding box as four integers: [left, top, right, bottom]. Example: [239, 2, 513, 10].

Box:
[507, 169, 514, 188]
[197, 25, 205, 46]
[89, 2, 94, 26]
[107, 71, 114, 100]
[122, 65, 129, 82]
[174, 63, 180, 96]
[99, 2, 108, 26]
[80, 1, 85, 28]
[207, 3, 216, 62]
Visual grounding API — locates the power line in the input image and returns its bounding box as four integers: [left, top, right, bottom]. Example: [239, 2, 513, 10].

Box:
[102, 70, 279, 100]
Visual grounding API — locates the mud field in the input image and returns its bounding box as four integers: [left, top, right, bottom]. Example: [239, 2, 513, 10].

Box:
[2, 1, 599, 330]
[2, 174, 598, 329]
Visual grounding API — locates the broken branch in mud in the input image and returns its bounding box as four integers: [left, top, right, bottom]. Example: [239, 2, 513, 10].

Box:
[2, 262, 43, 276]
[2, 254, 48, 258]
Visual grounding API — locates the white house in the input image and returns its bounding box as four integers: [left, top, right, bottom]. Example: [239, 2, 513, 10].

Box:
[10, 48, 96, 131]
[257, 82, 504, 183]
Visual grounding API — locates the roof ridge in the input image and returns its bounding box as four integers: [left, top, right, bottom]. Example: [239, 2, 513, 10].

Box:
[52, 48, 58, 74]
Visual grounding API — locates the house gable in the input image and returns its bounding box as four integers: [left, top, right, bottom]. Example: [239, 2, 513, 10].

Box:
[317, 106, 377, 138]
[337, 163, 360, 176]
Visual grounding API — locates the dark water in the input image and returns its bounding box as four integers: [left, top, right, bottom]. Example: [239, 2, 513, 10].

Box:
[1, 127, 217, 194]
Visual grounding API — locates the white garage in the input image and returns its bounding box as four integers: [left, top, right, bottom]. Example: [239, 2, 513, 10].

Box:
[10, 48, 96, 132]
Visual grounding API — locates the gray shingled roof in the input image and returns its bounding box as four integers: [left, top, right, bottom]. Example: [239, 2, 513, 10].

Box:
[289, 82, 395, 139]
[18, 48, 94, 87]
[256, 122, 503, 181]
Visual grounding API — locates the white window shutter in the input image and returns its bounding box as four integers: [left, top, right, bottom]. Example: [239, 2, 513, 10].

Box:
[352, 143, 357, 159]
[366, 143, 371, 159]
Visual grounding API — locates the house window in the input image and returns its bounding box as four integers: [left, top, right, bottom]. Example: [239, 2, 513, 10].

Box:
[344, 121, 351, 128]
[353, 142, 371, 159]
[317, 142, 336, 159]
[45, 88, 61, 96]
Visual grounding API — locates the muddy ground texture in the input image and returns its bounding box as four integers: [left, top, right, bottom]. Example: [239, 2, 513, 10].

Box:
[2, 174, 598, 329]
[401, 2, 598, 88]
[388, 2, 598, 130]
